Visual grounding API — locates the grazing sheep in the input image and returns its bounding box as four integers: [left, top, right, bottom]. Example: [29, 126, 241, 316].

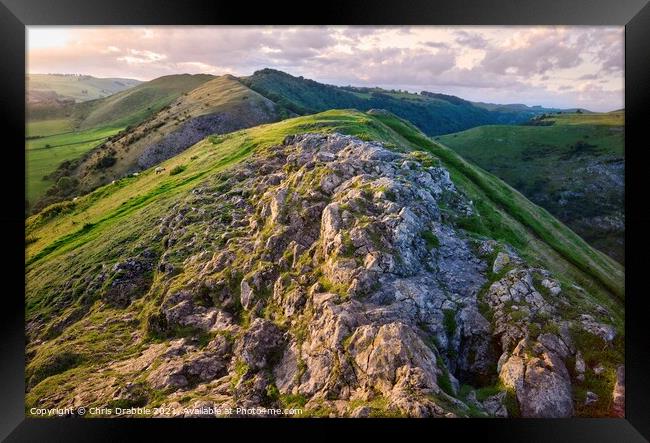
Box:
[155, 167, 166, 174]
[132, 172, 139, 177]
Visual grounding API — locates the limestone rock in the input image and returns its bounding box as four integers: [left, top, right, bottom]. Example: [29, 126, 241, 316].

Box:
[482, 392, 508, 418]
[103, 249, 157, 307]
[492, 252, 511, 274]
[237, 318, 284, 370]
[579, 314, 616, 342]
[585, 391, 599, 406]
[499, 339, 573, 418]
[575, 351, 586, 383]
[28, 132, 623, 418]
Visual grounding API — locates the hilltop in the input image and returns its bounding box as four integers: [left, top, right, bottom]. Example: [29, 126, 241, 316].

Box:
[240, 69, 574, 136]
[32, 75, 281, 211]
[26, 109, 623, 418]
[26, 74, 217, 209]
[70, 74, 216, 130]
[27, 74, 141, 107]
[438, 111, 624, 264]
[28, 69, 585, 212]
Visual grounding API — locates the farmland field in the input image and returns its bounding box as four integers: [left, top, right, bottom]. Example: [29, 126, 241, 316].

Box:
[26, 123, 123, 204]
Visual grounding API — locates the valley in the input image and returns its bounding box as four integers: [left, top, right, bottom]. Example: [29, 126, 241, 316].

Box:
[26, 70, 582, 213]
[240, 69, 573, 136]
[437, 111, 624, 264]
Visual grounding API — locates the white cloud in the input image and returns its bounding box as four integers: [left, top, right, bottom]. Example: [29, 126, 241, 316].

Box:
[117, 49, 167, 64]
[26, 26, 624, 111]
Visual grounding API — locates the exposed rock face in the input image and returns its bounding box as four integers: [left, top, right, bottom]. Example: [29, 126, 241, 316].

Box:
[26, 133, 623, 417]
[558, 158, 625, 265]
[578, 314, 616, 342]
[482, 392, 508, 418]
[492, 252, 510, 274]
[147, 335, 233, 390]
[103, 248, 157, 308]
[499, 339, 573, 417]
[137, 104, 278, 169]
[237, 319, 284, 370]
[483, 258, 581, 418]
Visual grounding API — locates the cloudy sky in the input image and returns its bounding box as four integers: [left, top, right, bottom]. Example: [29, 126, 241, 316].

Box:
[27, 26, 623, 111]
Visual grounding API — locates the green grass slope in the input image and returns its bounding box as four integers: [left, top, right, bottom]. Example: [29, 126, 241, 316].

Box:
[25, 109, 623, 414]
[27, 109, 623, 312]
[26, 126, 124, 204]
[71, 74, 215, 130]
[27, 74, 141, 103]
[26, 74, 217, 208]
[31, 75, 281, 211]
[239, 69, 568, 136]
[27, 74, 214, 128]
[437, 111, 624, 264]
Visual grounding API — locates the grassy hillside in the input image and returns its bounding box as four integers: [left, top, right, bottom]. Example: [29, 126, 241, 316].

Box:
[27, 74, 141, 103]
[31, 75, 281, 211]
[239, 69, 568, 136]
[26, 74, 217, 208]
[27, 109, 623, 310]
[27, 119, 73, 137]
[27, 74, 215, 128]
[437, 111, 624, 263]
[25, 109, 624, 415]
[26, 126, 124, 204]
[71, 74, 215, 130]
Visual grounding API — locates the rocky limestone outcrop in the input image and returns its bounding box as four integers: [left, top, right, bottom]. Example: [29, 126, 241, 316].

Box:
[27, 133, 623, 418]
[498, 338, 573, 417]
[137, 102, 278, 169]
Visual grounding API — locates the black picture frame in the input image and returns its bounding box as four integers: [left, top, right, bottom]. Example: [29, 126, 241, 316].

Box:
[1, 0, 649, 440]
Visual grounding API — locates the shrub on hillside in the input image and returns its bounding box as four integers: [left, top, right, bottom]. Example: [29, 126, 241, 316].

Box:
[55, 176, 75, 192]
[169, 165, 187, 175]
[561, 140, 599, 159]
[95, 154, 117, 169]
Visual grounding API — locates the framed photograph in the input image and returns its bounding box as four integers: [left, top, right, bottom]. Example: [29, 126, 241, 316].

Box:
[1, 0, 649, 440]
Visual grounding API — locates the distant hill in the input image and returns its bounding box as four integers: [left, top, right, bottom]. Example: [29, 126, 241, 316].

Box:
[26, 74, 219, 209]
[239, 69, 572, 136]
[471, 101, 591, 116]
[438, 111, 624, 264]
[69, 74, 216, 130]
[25, 69, 606, 222]
[27, 74, 215, 127]
[33, 75, 281, 211]
[27, 74, 141, 109]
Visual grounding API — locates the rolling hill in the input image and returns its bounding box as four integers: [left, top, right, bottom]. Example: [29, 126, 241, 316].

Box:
[27, 73, 141, 104]
[70, 73, 216, 130]
[28, 70, 588, 214]
[240, 69, 575, 136]
[26, 74, 218, 209]
[25, 109, 623, 418]
[32, 75, 282, 211]
[437, 111, 624, 264]
[27, 74, 215, 127]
